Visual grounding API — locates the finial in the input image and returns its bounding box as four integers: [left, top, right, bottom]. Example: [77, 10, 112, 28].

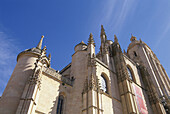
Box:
[80, 41, 85, 44]
[114, 34, 118, 43]
[88, 33, 95, 46]
[37, 35, 44, 49]
[130, 34, 137, 42]
[41, 35, 44, 39]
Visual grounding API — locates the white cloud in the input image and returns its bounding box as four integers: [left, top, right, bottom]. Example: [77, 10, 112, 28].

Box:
[99, 0, 117, 26]
[99, 0, 138, 33]
[154, 22, 170, 48]
[0, 32, 19, 96]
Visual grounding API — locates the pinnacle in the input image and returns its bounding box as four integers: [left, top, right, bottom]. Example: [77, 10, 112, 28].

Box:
[101, 25, 106, 36]
[37, 35, 44, 49]
[90, 33, 93, 38]
[48, 53, 51, 59]
[114, 34, 118, 43]
[88, 33, 95, 45]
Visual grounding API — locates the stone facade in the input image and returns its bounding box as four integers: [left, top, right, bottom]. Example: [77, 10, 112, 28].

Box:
[0, 26, 169, 114]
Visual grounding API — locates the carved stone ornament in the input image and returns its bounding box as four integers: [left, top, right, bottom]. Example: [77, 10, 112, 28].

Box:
[88, 54, 96, 67]
[89, 74, 96, 90]
[28, 68, 42, 87]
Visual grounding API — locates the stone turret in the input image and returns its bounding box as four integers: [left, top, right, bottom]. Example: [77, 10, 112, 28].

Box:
[68, 39, 89, 114]
[0, 36, 49, 114]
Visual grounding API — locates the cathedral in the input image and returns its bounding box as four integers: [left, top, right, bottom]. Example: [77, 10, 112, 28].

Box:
[0, 25, 169, 114]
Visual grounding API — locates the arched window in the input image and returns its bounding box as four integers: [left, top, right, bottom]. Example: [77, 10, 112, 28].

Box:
[101, 75, 108, 93]
[56, 95, 64, 114]
[134, 51, 137, 57]
[127, 67, 133, 80]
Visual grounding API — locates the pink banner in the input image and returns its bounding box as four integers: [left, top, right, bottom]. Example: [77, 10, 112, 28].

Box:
[133, 84, 148, 114]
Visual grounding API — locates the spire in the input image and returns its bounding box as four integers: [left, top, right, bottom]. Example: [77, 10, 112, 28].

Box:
[88, 33, 95, 46]
[100, 25, 107, 44]
[37, 35, 44, 49]
[114, 35, 118, 43]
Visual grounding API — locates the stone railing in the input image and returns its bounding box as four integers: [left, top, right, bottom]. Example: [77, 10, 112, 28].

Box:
[43, 67, 73, 86]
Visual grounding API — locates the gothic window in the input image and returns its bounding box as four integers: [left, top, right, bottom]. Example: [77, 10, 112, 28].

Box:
[56, 95, 64, 114]
[127, 67, 133, 80]
[101, 75, 108, 93]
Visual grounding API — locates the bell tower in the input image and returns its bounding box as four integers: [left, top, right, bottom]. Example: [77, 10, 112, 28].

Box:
[127, 35, 169, 113]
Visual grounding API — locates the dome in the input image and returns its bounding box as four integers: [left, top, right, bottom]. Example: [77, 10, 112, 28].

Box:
[74, 41, 87, 52]
[127, 37, 151, 53]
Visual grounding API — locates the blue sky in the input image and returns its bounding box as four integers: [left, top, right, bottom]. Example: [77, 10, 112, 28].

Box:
[0, 0, 170, 96]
